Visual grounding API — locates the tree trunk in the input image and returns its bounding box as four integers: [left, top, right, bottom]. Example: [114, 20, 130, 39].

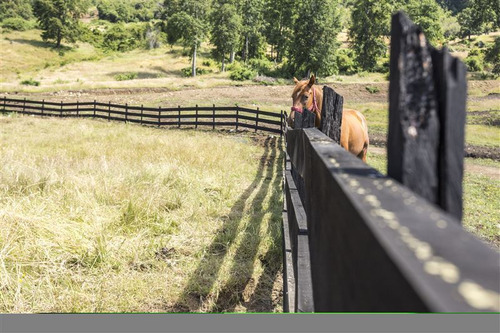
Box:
[192, 43, 197, 78]
[244, 35, 249, 63]
[56, 30, 62, 48]
[221, 57, 226, 72]
[230, 50, 235, 63]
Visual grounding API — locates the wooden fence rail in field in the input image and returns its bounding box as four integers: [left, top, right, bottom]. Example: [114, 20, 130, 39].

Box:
[0, 97, 285, 136]
[282, 12, 500, 312]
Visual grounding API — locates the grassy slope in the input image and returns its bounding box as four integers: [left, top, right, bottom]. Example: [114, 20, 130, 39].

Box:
[0, 115, 283, 312]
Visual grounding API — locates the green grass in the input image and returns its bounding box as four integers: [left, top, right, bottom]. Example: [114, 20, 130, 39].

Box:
[367, 149, 500, 248]
[0, 114, 283, 313]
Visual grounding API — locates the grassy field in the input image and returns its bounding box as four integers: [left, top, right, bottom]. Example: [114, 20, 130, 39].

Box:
[0, 114, 283, 313]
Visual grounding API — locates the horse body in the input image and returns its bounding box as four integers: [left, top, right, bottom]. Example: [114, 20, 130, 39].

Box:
[290, 75, 369, 161]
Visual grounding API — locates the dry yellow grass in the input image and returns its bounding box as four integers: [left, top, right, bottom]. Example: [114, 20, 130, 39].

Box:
[0, 114, 283, 312]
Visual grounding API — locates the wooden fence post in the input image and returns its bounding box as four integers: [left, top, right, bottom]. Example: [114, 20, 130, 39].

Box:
[2, 96, 6, 112]
[432, 48, 467, 222]
[213, 104, 215, 130]
[321, 86, 343, 144]
[387, 11, 466, 223]
[158, 106, 161, 127]
[41, 99, 45, 116]
[125, 103, 128, 122]
[178, 105, 181, 128]
[140, 104, 143, 124]
[93, 100, 96, 118]
[60, 101, 63, 117]
[236, 106, 239, 131]
[280, 110, 284, 137]
[195, 104, 198, 129]
[255, 107, 259, 132]
[108, 101, 111, 122]
[76, 101, 79, 117]
[22, 98, 26, 114]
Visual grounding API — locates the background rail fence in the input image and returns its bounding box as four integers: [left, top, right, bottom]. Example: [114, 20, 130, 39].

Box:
[0, 97, 285, 136]
[282, 12, 500, 313]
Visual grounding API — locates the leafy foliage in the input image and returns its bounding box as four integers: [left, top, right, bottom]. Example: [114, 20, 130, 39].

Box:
[288, 0, 341, 77]
[1, 18, 37, 31]
[349, 0, 392, 72]
[0, 0, 34, 21]
[210, 2, 242, 70]
[33, 0, 88, 47]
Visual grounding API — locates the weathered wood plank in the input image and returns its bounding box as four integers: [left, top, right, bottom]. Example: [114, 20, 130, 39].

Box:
[388, 11, 440, 204]
[320, 86, 343, 144]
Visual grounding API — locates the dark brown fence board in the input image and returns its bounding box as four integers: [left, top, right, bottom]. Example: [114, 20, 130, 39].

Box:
[321, 86, 343, 144]
[286, 127, 500, 312]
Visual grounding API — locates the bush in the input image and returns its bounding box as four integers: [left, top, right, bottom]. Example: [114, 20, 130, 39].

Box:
[101, 23, 146, 51]
[114, 72, 138, 81]
[248, 58, 274, 76]
[202, 59, 216, 67]
[20, 78, 40, 86]
[335, 49, 356, 75]
[1, 18, 35, 31]
[465, 56, 484, 72]
[181, 67, 212, 77]
[365, 86, 380, 94]
[229, 66, 256, 81]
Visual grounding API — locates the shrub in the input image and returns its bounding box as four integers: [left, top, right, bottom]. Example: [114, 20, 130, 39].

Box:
[1, 18, 35, 31]
[465, 56, 484, 72]
[181, 67, 212, 77]
[114, 72, 138, 81]
[202, 59, 216, 67]
[229, 67, 256, 81]
[335, 49, 356, 75]
[365, 86, 380, 94]
[20, 78, 40, 86]
[101, 23, 146, 51]
[248, 58, 274, 76]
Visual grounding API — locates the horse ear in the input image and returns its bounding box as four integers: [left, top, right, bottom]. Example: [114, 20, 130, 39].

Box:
[293, 77, 299, 84]
[308, 75, 316, 87]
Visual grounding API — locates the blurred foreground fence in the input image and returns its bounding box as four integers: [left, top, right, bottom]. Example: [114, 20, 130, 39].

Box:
[0, 96, 286, 135]
[282, 12, 500, 312]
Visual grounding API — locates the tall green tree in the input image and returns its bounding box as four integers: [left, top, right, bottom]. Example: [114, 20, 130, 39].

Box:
[349, 0, 392, 72]
[458, 0, 497, 39]
[288, 0, 341, 77]
[263, 0, 295, 63]
[33, 0, 88, 48]
[404, 0, 445, 44]
[210, 1, 242, 71]
[237, 0, 265, 62]
[163, 0, 210, 77]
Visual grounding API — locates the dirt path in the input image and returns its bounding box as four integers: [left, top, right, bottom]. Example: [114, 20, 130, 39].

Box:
[369, 146, 500, 180]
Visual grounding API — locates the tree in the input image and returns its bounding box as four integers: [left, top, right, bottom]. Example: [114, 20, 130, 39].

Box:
[0, 0, 34, 21]
[237, 0, 266, 62]
[287, 0, 341, 77]
[33, 0, 88, 48]
[263, 0, 295, 63]
[163, 0, 210, 77]
[458, 0, 497, 39]
[485, 37, 500, 75]
[210, 1, 242, 71]
[404, 0, 445, 45]
[349, 0, 392, 72]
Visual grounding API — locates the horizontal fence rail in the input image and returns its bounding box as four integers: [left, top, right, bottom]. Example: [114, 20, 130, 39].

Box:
[284, 128, 500, 312]
[0, 97, 284, 135]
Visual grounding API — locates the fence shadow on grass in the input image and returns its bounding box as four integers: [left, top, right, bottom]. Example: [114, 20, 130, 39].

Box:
[173, 136, 282, 312]
[213, 137, 283, 312]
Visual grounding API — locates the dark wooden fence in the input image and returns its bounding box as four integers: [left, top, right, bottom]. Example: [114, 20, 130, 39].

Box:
[282, 12, 500, 312]
[0, 97, 285, 135]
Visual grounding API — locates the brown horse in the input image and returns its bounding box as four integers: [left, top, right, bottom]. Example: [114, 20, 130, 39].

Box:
[290, 75, 370, 161]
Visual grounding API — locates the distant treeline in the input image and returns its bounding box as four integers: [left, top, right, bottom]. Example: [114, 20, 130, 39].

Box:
[1, 0, 499, 78]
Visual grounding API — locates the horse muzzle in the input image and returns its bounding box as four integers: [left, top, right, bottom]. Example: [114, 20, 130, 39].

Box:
[291, 106, 303, 113]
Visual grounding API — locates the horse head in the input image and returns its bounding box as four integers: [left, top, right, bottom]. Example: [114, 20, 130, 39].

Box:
[289, 75, 323, 128]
